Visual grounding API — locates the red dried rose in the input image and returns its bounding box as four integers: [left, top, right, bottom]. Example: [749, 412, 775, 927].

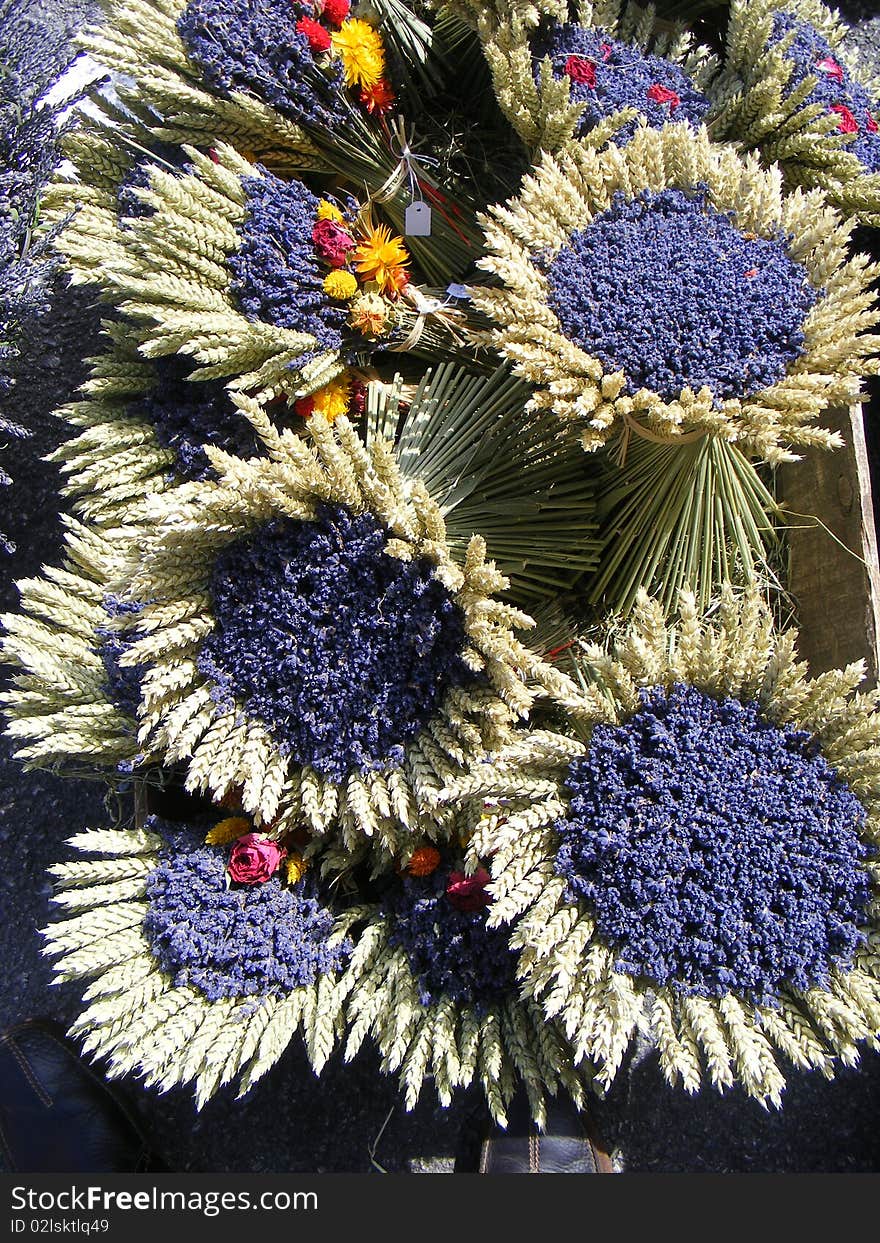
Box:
[868, 112, 878, 134]
[830, 103, 859, 134]
[296, 15, 332, 53]
[564, 55, 596, 87]
[311, 218, 356, 267]
[647, 83, 680, 109]
[320, 0, 350, 26]
[348, 378, 367, 418]
[294, 395, 316, 418]
[228, 834, 287, 884]
[446, 868, 492, 913]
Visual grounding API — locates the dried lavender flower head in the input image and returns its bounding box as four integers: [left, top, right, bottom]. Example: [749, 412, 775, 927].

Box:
[143, 820, 352, 1001]
[770, 11, 880, 175]
[454, 589, 880, 1105]
[717, 0, 880, 225]
[472, 124, 880, 461]
[129, 356, 264, 482]
[228, 173, 350, 355]
[176, 0, 349, 132]
[544, 185, 817, 405]
[532, 21, 711, 144]
[555, 683, 872, 1007]
[197, 504, 473, 783]
[382, 860, 517, 1010]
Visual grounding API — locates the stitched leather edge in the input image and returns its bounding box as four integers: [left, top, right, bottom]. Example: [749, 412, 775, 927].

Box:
[0, 1033, 53, 1109]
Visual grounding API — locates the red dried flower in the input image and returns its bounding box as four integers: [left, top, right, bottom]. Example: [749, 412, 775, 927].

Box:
[294, 395, 316, 418]
[407, 846, 442, 877]
[830, 103, 859, 134]
[311, 217, 356, 267]
[647, 83, 680, 109]
[320, 0, 350, 26]
[446, 868, 492, 913]
[297, 15, 332, 53]
[868, 112, 878, 134]
[228, 834, 287, 885]
[600, 42, 613, 61]
[348, 378, 367, 418]
[564, 55, 596, 86]
[359, 79, 396, 115]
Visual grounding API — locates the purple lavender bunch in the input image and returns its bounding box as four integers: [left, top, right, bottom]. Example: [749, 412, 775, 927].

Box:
[176, 0, 349, 134]
[555, 683, 872, 1006]
[532, 21, 711, 144]
[143, 820, 352, 1001]
[197, 505, 473, 783]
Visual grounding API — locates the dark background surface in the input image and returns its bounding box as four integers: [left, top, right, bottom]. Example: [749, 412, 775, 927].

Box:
[2, 0, 880, 1172]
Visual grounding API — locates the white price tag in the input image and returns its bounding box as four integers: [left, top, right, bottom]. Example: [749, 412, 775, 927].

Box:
[405, 200, 432, 236]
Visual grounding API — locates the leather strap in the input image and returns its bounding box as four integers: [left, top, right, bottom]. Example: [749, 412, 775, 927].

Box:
[478, 1098, 614, 1175]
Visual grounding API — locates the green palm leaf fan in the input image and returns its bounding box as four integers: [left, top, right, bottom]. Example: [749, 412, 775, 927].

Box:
[365, 360, 603, 605]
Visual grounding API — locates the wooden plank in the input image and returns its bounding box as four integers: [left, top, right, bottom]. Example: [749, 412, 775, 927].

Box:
[779, 404, 880, 685]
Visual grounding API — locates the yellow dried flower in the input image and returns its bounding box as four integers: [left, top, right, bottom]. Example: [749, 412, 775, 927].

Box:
[285, 853, 308, 885]
[354, 223, 410, 296]
[204, 816, 251, 846]
[311, 375, 352, 423]
[317, 199, 345, 222]
[331, 18, 386, 88]
[323, 269, 359, 300]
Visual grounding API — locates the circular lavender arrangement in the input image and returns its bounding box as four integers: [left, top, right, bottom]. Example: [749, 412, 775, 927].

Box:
[228, 172, 351, 351]
[544, 186, 818, 403]
[197, 504, 472, 781]
[771, 11, 880, 174]
[176, 0, 348, 132]
[555, 682, 872, 1005]
[143, 826, 352, 1000]
[532, 21, 710, 143]
[383, 862, 518, 1009]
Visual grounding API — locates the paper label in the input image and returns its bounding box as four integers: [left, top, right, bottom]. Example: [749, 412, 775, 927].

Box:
[405, 200, 432, 236]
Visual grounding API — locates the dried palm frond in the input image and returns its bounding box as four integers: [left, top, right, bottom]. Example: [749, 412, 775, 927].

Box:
[366, 361, 603, 605]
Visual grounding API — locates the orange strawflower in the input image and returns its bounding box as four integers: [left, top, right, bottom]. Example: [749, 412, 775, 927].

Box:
[354, 224, 410, 297]
[359, 79, 396, 115]
[406, 845, 442, 877]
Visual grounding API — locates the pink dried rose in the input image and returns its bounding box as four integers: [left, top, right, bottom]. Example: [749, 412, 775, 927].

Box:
[228, 834, 287, 885]
[815, 56, 844, 84]
[446, 868, 492, 913]
[312, 218, 356, 268]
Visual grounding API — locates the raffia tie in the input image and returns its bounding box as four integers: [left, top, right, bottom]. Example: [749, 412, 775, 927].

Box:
[367, 116, 439, 207]
[615, 407, 706, 466]
[388, 285, 468, 353]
